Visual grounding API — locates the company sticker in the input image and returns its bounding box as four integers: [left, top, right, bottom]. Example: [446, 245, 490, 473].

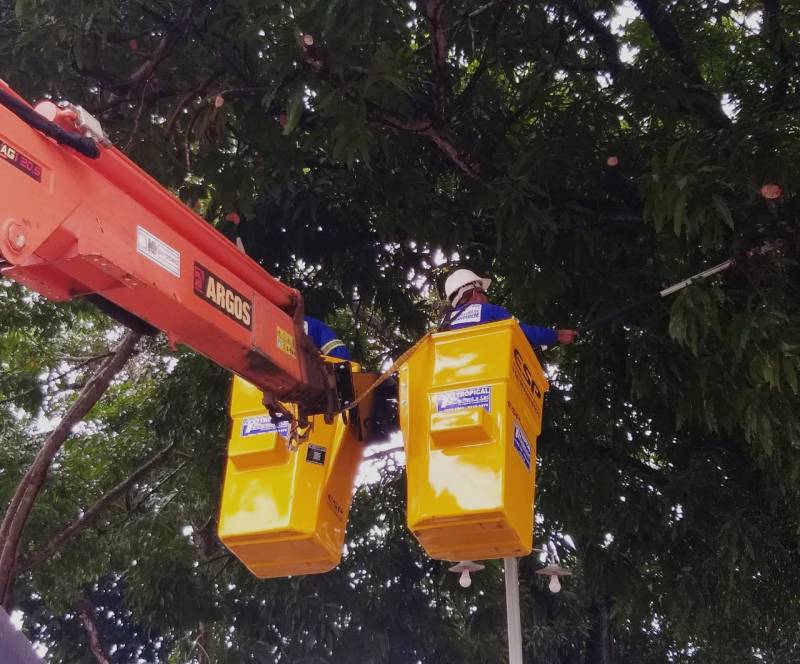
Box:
[0, 141, 42, 182]
[276, 326, 297, 358]
[435, 385, 492, 413]
[240, 415, 290, 438]
[306, 444, 327, 465]
[193, 262, 252, 329]
[513, 422, 532, 470]
[136, 226, 181, 277]
[450, 304, 482, 326]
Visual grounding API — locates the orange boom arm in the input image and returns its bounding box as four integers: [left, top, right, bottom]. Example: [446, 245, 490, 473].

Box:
[0, 80, 329, 410]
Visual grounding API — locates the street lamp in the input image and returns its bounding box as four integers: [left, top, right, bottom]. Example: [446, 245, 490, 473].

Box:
[447, 560, 485, 588]
[535, 562, 572, 593]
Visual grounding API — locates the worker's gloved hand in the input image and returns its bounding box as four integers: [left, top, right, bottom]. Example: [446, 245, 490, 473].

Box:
[556, 329, 579, 345]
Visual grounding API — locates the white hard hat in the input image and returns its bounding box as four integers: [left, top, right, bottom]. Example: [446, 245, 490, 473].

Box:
[444, 269, 491, 305]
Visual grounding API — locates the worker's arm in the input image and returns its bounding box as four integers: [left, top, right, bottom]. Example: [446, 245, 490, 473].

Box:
[304, 316, 352, 360]
[519, 322, 559, 347]
[322, 342, 352, 361]
[480, 304, 567, 347]
[449, 304, 572, 347]
[521, 323, 578, 346]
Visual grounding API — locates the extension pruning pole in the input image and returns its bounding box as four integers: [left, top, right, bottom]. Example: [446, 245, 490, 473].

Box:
[580, 241, 783, 334]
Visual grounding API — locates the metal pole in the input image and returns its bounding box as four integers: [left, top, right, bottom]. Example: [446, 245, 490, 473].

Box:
[657, 258, 734, 297]
[504, 557, 523, 664]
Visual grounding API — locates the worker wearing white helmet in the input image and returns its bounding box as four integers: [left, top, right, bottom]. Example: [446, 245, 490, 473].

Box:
[443, 269, 578, 347]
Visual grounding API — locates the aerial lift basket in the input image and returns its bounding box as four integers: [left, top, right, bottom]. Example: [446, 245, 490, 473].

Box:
[399, 319, 548, 561]
[219, 363, 374, 578]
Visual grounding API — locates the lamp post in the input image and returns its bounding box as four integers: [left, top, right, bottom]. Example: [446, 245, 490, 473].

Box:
[504, 557, 523, 664]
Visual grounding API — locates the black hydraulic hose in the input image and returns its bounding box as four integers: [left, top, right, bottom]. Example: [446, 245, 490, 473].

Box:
[577, 260, 736, 335]
[0, 88, 100, 159]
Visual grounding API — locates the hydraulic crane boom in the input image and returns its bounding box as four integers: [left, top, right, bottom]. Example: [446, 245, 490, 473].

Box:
[0, 80, 331, 413]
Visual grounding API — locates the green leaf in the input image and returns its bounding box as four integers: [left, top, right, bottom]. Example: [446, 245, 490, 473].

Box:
[673, 188, 687, 236]
[712, 193, 734, 229]
[782, 356, 798, 395]
[665, 140, 684, 168]
[282, 93, 304, 136]
[14, 0, 33, 21]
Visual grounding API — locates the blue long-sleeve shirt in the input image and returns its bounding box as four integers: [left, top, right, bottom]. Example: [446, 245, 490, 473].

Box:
[447, 303, 558, 347]
[304, 316, 352, 360]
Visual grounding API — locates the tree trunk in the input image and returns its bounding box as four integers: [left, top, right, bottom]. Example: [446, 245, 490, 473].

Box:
[0, 330, 141, 608]
[587, 597, 614, 664]
[78, 595, 111, 664]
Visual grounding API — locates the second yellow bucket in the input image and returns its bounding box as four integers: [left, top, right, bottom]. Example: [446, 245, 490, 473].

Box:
[218, 365, 370, 578]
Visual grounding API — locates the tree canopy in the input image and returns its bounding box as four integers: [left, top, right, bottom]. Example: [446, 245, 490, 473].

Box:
[1, 0, 800, 662]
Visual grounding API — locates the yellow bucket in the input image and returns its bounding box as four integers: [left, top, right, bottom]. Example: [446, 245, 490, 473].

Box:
[218, 365, 369, 578]
[399, 319, 548, 561]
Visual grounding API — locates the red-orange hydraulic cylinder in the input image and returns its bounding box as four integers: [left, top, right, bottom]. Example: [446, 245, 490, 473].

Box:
[0, 80, 327, 407]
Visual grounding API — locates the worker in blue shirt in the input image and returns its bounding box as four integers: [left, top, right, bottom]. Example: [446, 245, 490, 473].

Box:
[229, 233, 352, 360]
[304, 316, 352, 360]
[443, 269, 578, 347]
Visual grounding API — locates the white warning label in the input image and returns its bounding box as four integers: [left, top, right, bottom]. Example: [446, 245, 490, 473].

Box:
[450, 304, 482, 326]
[136, 226, 180, 277]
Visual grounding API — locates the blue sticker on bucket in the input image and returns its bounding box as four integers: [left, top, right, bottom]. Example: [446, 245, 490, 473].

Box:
[241, 415, 290, 438]
[435, 385, 492, 413]
[513, 422, 531, 470]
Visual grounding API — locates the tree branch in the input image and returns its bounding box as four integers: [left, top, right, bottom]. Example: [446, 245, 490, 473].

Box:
[417, 0, 513, 51]
[15, 440, 178, 575]
[362, 445, 404, 463]
[633, 0, 730, 128]
[192, 622, 212, 663]
[123, 30, 172, 90]
[298, 33, 484, 178]
[163, 69, 225, 137]
[89, 87, 177, 116]
[562, 1, 623, 79]
[422, 125, 482, 177]
[78, 595, 111, 664]
[0, 352, 114, 406]
[120, 1, 206, 91]
[348, 301, 418, 353]
[0, 330, 142, 609]
[466, 0, 512, 20]
[425, 0, 449, 119]
[87, 1, 211, 117]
